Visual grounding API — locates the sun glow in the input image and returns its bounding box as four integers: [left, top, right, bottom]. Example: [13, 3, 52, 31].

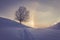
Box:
[22, 20, 34, 28]
[21, 10, 35, 28]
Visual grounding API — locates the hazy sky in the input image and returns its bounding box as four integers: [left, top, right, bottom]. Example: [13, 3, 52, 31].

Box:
[0, 0, 60, 28]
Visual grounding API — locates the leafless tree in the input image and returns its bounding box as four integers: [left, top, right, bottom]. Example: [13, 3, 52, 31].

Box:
[15, 6, 29, 24]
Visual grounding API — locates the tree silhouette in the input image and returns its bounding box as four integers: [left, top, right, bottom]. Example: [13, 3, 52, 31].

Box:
[15, 6, 29, 24]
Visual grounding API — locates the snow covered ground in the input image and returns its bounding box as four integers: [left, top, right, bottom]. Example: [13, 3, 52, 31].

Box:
[0, 17, 60, 40]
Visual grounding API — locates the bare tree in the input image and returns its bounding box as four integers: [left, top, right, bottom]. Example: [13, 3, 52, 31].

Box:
[15, 6, 29, 24]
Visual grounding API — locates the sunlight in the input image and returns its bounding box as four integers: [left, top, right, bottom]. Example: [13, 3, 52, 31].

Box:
[22, 9, 35, 28]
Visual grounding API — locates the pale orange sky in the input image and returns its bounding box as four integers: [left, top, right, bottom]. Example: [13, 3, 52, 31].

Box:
[0, 0, 60, 28]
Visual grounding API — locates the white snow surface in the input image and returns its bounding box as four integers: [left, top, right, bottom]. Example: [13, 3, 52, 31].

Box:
[0, 17, 60, 40]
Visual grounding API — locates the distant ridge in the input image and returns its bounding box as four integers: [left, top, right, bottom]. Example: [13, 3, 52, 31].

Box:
[48, 22, 60, 29]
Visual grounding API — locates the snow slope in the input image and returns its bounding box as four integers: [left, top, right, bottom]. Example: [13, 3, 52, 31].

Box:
[0, 17, 32, 40]
[0, 17, 60, 40]
[0, 17, 29, 28]
[48, 22, 60, 29]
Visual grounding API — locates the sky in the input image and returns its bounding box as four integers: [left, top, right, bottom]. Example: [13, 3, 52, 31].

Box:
[0, 0, 60, 28]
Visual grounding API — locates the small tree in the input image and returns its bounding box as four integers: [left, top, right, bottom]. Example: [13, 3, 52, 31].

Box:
[15, 6, 29, 24]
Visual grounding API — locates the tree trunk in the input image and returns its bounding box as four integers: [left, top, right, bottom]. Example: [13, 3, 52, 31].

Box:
[19, 21, 21, 24]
